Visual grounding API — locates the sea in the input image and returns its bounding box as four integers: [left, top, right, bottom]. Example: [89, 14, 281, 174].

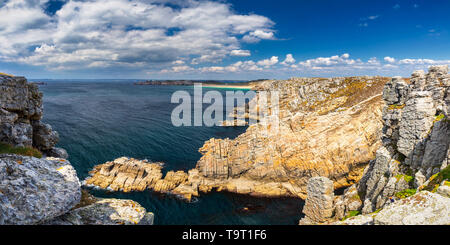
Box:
[37, 80, 304, 225]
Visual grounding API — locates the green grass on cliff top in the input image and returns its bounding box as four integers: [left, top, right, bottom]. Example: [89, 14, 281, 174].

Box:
[0, 142, 42, 158]
[422, 165, 450, 192]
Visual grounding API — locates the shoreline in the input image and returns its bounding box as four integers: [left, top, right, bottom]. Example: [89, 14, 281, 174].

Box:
[199, 84, 252, 90]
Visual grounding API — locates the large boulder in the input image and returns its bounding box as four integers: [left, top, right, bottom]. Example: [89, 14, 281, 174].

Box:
[0, 155, 81, 225]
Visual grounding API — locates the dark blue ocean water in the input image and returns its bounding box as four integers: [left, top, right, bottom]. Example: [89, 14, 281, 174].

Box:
[38, 81, 304, 225]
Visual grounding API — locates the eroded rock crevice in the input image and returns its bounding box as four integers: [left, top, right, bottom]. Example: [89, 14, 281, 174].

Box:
[299, 66, 450, 225]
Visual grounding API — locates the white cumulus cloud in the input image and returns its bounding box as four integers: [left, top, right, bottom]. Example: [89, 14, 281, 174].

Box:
[281, 54, 295, 65]
[0, 0, 275, 71]
[230, 49, 251, 57]
[384, 57, 396, 63]
[257, 56, 278, 67]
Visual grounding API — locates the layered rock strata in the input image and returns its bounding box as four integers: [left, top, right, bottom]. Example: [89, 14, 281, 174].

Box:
[84, 157, 196, 200]
[298, 177, 334, 224]
[191, 76, 389, 198]
[334, 190, 450, 225]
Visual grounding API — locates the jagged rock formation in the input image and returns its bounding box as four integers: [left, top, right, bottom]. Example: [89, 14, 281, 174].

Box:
[355, 66, 449, 215]
[0, 155, 81, 225]
[299, 66, 450, 225]
[0, 74, 64, 158]
[84, 157, 197, 200]
[84, 76, 389, 200]
[0, 74, 154, 225]
[194, 76, 389, 198]
[298, 177, 334, 224]
[44, 195, 154, 225]
[84, 157, 164, 192]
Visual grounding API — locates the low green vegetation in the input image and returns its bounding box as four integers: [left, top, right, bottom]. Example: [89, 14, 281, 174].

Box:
[350, 194, 361, 201]
[0, 142, 42, 158]
[395, 189, 417, 199]
[341, 210, 361, 221]
[395, 174, 414, 183]
[422, 165, 450, 192]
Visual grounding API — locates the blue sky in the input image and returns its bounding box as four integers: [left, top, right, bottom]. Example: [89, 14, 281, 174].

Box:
[0, 0, 449, 80]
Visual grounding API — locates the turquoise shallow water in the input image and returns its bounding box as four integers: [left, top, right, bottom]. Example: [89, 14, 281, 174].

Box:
[38, 80, 304, 225]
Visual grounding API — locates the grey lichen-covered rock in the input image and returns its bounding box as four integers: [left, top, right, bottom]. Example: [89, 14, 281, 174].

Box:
[299, 177, 334, 224]
[397, 91, 436, 165]
[382, 76, 408, 105]
[0, 155, 81, 225]
[333, 191, 450, 225]
[0, 75, 42, 119]
[44, 198, 154, 225]
[360, 66, 449, 214]
[373, 191, 450, 225]
[328, 65, 450, 222]
[32, 121, 59, 151]
[334, 215, 374, 225]
[0, 122, 33, 147]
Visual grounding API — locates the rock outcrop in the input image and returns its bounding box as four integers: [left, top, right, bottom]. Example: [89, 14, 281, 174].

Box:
[84, 157, 164, 192]
[193, 76, 388, 198]
[0, 154, 81, 225]
[84, 157, 196, 200]
[0, 74, 155, 225]
[355, 66, 449, 215]
[0, 74, 61, 157]
[334, 191, 450, 225]
[84, 76, 389, 200]
[299, 66, 450, 225]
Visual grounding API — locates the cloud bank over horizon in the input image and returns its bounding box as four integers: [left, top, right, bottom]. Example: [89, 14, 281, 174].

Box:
[0, 0, 449, 79]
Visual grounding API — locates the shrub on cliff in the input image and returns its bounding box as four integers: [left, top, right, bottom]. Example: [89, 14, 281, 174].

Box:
[0, 142, 42, 158]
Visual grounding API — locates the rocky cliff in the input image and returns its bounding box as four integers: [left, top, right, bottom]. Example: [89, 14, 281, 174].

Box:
[299, 66, 450, 225]
[0, 74, 154, 225]
[84, 76, 389, 200]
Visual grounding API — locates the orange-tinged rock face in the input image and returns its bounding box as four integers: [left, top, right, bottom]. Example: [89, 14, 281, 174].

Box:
[84, 76, 390, 200]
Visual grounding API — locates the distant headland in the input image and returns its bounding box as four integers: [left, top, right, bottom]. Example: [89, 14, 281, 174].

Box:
[133, 79, 268, 89]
